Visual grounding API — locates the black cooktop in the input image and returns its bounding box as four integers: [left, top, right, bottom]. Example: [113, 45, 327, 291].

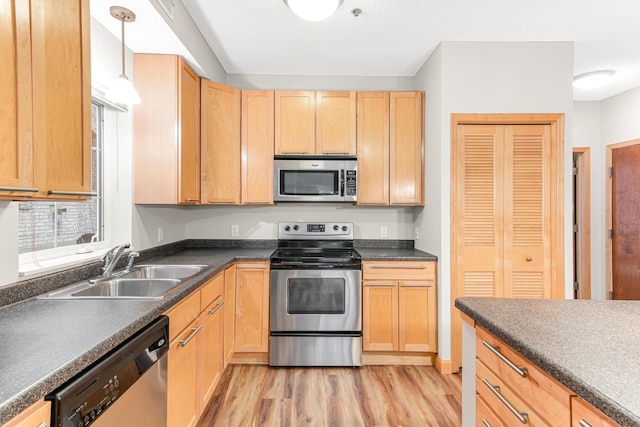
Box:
[270, 240, 361, 269]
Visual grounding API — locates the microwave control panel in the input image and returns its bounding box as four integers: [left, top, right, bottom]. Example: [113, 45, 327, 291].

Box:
[345, 170, 357, 196]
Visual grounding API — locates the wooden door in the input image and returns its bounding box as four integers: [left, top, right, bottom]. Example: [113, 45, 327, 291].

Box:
[398, 282, 436, 352]
[390, 92, 424, 205]
[275, 91, 315, 155]
[234, 262, 270, 353]
[241, 90, 274, 204]
[611, 143, 640, 300]
[168, 317, 200, 427]
[32, 0, 92, 198]
[0, 0, 35, 198]
[503, 125, 552, 298]
[178, 58, 200, 204]
[316, 91, 356, 155]
[362, 282, 398, 351]
[200, 80, 240, 204]
[451, 115, 564, 373]
[197, 297, 224, 416]
[356, 92, 390, 205]
[223, 265, 236, 367]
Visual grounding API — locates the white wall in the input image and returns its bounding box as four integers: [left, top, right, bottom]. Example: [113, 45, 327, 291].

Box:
[412, 42, 575, 363]
[572, 101, 605, 299]
[0, 202, 18, 285]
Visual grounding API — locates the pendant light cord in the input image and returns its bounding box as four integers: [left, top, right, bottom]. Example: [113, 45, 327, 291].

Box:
[121, 19, 126, 76]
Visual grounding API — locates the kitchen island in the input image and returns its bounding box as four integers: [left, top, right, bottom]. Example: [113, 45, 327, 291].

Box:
[455, 297, 640, 426]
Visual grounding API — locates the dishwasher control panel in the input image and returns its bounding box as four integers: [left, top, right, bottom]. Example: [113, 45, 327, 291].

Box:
[47, 316, 169, 427]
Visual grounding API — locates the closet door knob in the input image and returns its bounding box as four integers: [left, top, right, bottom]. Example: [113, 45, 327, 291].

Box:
[526, 257, 532, 262]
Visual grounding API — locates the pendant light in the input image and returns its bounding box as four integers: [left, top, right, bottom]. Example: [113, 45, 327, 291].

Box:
[105, 6, 141, 105]
[283, 0, 343, 21]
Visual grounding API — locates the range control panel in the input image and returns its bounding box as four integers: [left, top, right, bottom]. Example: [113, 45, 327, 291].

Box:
[278, 222, 354, 240]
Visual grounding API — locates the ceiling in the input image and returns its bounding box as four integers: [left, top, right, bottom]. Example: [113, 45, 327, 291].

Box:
[91, 0, 640, 101]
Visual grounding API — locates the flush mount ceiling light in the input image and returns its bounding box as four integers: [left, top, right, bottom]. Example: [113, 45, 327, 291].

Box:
[283, 0, 344, 21]
[572, 70, 615, 89]
[105, 6, 141, 105]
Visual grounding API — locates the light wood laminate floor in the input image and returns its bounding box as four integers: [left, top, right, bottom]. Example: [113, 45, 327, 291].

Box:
[196, 365, 462, 427]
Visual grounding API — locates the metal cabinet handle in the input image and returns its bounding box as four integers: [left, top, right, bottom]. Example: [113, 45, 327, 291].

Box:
[482, 340, 528, 378]
[579, 420, 593, 427]
[322, 152, 350, 155]
[208, 301, 224, 315]
[482, 419, 493, 427]
[0, 186, 39, 192]
[237, 265, 268, 270]
[281, 152, 309, 155]
[365, 283, 396, 287]
[371, 265, 427, 269]
[179, 326, 202, 347]
[482, 378, 528, 424]
[48, 190, 97, 196]
[401, 283, 433, 287]
[358, 202, 386, 205]
[37, 423, 47, 427]
[185, 198, 200, 202]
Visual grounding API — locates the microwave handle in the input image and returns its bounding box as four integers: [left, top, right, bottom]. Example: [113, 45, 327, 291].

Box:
[340, 169, 345, 197]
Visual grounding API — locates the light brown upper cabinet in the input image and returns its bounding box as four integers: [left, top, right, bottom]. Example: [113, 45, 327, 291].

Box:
[275, 91, 356, 156]
[200, 80, 241, 205]
[242, 90, 275, 204]
[357, 92, 424, 206]
[134, 54, 201, 204]
[0, 0, 92, 201]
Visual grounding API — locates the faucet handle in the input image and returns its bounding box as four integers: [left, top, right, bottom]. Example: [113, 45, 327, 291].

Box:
[125, 251, 140, 272]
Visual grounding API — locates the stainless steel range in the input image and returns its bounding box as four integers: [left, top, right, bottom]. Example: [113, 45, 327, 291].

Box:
[269, 222, 362, 367]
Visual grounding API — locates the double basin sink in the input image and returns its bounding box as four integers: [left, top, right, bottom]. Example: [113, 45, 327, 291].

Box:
[39, 265, 207, 300]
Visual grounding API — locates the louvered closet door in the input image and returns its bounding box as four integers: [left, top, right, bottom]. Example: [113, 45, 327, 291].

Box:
[503, 125, 552, 298]
[454, 124, 505, 299]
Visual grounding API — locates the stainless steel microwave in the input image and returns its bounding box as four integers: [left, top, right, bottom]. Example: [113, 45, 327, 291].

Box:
[273, 156, 357, 203]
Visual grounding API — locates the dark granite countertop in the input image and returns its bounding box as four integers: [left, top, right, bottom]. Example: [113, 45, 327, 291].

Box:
[0, 247, 271, 425]
[356, 247, 437, 261]
[455, 297, 640, 427]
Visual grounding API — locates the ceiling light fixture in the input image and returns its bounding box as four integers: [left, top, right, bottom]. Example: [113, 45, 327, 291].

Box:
[572, 70, 615, 89]
[283, 0, 343, 21]
[105, 6, 141, 105]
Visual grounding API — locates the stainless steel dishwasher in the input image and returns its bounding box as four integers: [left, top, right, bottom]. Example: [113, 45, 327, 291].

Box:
[47, 316, 169, 427]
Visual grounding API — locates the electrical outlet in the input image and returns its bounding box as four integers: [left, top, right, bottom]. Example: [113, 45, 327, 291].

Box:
[157, 227, 164, 242]
[414, 227, 420, 240]
[380, 226, 388, 238]
[231, 224, 239, 237]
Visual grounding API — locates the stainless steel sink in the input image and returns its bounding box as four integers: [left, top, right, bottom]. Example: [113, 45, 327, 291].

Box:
[71, 278, 181, 298]
[37, 264, 208, 300]
[120, 264, 207, 280]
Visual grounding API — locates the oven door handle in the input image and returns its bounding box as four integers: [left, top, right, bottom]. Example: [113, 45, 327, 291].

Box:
[340, 169, 345, 197]
[270, 332, 362, 337]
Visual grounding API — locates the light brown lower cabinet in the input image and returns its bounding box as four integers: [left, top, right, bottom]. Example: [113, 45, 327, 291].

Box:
[3, 399, 51, 427]
[166, 272, 225, 427]
[234, 262, 270, 353]
[224, 265, 237, 367]
[571, 396, 620, 427]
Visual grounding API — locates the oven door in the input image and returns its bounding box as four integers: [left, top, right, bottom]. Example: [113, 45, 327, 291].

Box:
[270, 269, 362, 332]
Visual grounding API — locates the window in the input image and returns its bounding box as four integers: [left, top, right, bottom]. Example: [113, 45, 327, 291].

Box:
[18, 101, 104, 258]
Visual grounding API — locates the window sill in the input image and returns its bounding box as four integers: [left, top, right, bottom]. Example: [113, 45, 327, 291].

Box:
[18, 249, 109, 279]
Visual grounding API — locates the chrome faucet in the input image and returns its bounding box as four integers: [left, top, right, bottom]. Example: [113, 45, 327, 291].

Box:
[101, 243, 131, 277]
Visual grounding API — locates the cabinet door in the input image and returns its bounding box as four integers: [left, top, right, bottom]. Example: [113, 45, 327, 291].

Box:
[275, 91, 315, 155]
[223, 265, 236, 367]
[356, 92, 389, 205]
[316, 91, 356, 155]
[234, 262, 270, 353]
[197, 297, 224, 416]
[242, 90, 274, 204]
[362, 282, 398, 351]
[178, 57, 201, 204]
[390, 92, 423, 205]
[32, 0, 92, 198]
[0, 0, 36, 198]
[168, 318, 201, 427]
[398, 282, 436, 352]
[201, 80, 240, 204]
[3, 400, 51, 427]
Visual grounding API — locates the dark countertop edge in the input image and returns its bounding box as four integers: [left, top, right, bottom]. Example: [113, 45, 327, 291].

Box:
[455, 298, 640, 427]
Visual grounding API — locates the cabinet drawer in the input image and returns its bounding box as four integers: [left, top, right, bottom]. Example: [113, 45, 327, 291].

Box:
[3, 399, 51, 427]
[166, 291, 201, 341]
[477, 395, 506, 427]
[476, 360, 549, 426]
[200, 272, 224, 312]
[571, 396, 620, 427]
[477, 326, 571, 425]
[363, 261, 435, 280]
